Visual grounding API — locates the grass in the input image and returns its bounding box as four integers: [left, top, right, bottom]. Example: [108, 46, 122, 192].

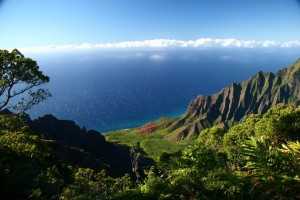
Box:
[140, 138, 184, 159]
[105, 127, 196, 160]
[104, 129, 142, 147]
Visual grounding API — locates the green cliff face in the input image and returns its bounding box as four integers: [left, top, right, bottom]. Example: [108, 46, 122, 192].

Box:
[165, 58, 300, 141]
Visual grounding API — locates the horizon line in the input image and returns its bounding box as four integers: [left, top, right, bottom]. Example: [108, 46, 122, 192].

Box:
[2, 38, 300, 53]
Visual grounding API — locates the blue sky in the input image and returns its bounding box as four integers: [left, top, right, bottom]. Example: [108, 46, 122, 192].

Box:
[0, 0, 300, 50]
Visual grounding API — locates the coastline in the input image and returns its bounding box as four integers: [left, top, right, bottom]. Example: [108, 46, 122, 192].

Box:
[100, 108, 186, 134]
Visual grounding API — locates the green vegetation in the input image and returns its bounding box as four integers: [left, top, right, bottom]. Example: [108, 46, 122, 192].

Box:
[105, 129, 142, 147]
[0, 49, 51, 113]
[105, 104, 300, 199]
[0, 114, 73, 199]
[2, 50, 300, 199]
[105, 128, 190, 160]
[161, 58, 300, 141]
[1, 106, 300, 200]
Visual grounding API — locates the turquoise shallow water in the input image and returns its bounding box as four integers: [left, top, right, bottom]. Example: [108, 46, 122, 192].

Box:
[27, 48, 300, 133]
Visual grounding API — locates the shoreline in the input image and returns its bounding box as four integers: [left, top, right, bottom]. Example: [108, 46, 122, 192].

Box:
[99, 109, 186, 134]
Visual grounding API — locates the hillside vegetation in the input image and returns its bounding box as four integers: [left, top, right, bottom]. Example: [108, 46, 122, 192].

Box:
[105, 117, 193, 160]
[165, 58, 300, 140]
[108, 59, 300, 146]
[2, 104, 300, 199]
[2, 50, 300, 199]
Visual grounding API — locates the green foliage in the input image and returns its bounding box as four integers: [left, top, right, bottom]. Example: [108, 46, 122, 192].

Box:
[104, 104, 300, 199]
[2, 103, 300, 199]
[223, 114, 261, 162]
[0, 113, 28, 132]
[241, 137, 300, 199]
[139, 167, 172, 199]
[198, 126, 227, 150]
[151, 146, 229, 199]
[97, 104, 300, 199]
[0, 114, 72, 199]
[105, 128, 187, 160]
[4, 53, 300, 199]
[140, 138, 184, 159]
[255, 103, 300, 143]
[179, 145, 227, 171]
[61, 168, 134, 200]
[0, 49, 51, 113]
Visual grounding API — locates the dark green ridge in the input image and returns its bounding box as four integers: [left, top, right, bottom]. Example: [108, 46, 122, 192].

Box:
[165, 58, 300, 141]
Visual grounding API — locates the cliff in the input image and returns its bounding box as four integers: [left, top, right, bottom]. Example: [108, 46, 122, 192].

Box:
[165, 58, 300, 141]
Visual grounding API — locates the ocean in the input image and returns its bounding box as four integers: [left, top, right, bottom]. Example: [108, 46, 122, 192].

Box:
[27, 47, 300, 133]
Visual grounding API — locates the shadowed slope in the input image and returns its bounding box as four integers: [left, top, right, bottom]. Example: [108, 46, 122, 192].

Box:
[29, 115, 132, 177]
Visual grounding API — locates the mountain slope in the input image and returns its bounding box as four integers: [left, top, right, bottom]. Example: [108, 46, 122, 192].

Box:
[29, 114, 133, 177]
[166, 58, 300, 141]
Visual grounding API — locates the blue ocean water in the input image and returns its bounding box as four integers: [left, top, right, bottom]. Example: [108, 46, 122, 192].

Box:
[27, 48, 300, 132]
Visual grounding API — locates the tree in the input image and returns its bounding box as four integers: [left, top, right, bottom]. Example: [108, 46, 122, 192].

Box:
[61, 168, 134, 199]
[0, 114, 73, 199]
[223, 114, 261, 162]
[198, 126, 227, 150]
[0, 49, 50, 113]
[255, 104, 300, 143]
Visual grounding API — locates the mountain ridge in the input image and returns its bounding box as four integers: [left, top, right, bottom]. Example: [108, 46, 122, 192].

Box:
[165, 58, 300, 141]
[29, 114, 134, 177]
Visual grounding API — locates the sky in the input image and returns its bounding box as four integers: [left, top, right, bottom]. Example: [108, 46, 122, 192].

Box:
[0, 0, 300, 51]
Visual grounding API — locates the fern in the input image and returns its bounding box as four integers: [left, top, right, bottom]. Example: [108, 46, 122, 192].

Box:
[241, 137, 300, 199]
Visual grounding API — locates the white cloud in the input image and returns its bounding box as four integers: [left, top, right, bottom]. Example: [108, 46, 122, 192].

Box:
[4, 38, 300, 53]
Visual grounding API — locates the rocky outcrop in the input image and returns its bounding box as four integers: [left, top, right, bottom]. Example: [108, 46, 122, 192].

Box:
[139, 122, 158, 135]
[166, 58, 300, 141]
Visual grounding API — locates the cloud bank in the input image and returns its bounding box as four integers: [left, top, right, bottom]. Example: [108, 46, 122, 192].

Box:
[6, 38, 300, 53]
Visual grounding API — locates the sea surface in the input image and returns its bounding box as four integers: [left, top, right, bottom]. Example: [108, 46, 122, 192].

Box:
[27, 48, 300, 133]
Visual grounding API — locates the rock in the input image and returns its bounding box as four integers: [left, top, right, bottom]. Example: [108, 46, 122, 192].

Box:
[139, 122, 158, 135]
